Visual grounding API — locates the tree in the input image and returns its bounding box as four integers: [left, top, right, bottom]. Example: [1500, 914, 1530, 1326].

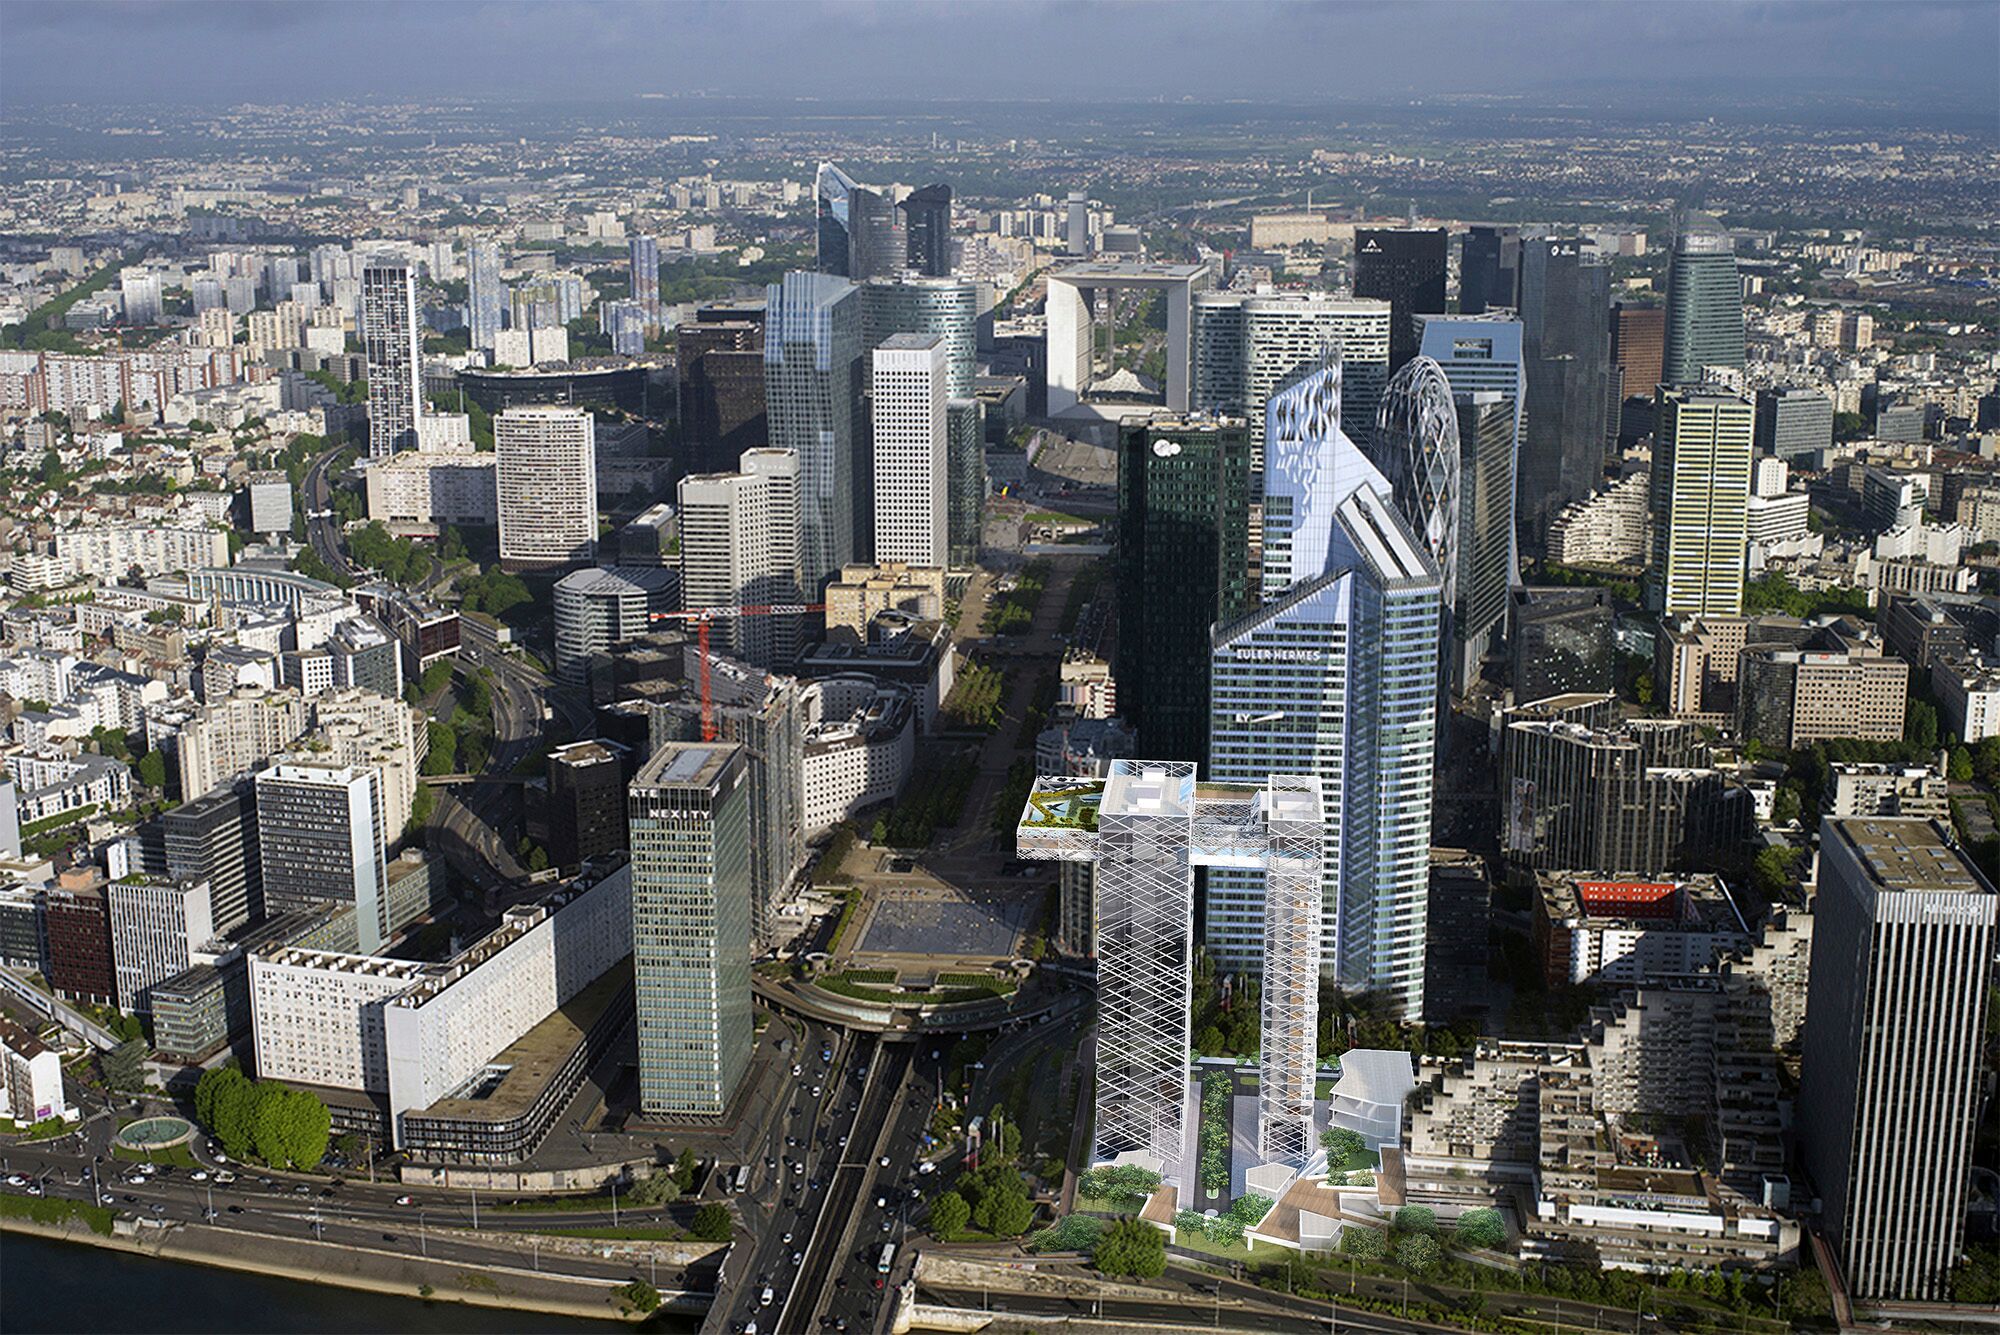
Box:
[199, 1066, 256, 1159]
[421, 720, 457, 775]
[1321, 1125, 1368, 1169]
[689, 1202, 732, 1242]
[281, 1087, 332, 1169]
[1396, 1233, 1442, 1273]
[983, 1190, 1035, 1238]
[1453, 1207, 1506, 1250]
[405, 785, 436, 842]
[1342, 1226, 1387, 1261]
[1907, 698, 1940, 752]
[419, 659, 453, 696]
[1951, 747, 1974, 782]
[1751, 845, 1804, 899]
[930, 1190, 970, 1238]
[1771, 783, 1803, 825]
[1092, 1217, 1166, 1278]
[627, 1170, 681, 1206]
[136, 750, 167, 791]
[614, 1280, 661, 1314]
[1392, 1204, 1437, 1236]
[101, 1038, 147, 1092]
[672, 1147, 699, 1192]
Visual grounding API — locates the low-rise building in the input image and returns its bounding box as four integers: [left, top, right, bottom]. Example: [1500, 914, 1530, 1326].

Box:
[1547, 473, 1650, 567]
[1825, 761, 1950, 820]
[799, 676, 916, 832]
[363, 451, 498, 527]
[795, 618, 955, 733]
[1931, 654, 2000, 744]
[823, 563, 947, 644]
[1532, 872, 1751, 989]
[0, 1015, 73, 1126]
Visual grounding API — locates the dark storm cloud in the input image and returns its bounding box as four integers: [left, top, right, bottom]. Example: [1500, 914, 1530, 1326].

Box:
[1, 0, 1993, 112]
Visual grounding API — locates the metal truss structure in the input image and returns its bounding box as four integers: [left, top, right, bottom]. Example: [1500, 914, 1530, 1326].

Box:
[1017, 761, 1326, 1177]
[1372, 355, 1462, 613]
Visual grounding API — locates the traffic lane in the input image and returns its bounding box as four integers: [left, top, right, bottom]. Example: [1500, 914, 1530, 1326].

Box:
[821, 1050, 938, 1333]
[3, 1173, 679, 1284]
[733, 1033, 876, 1325]
[916, 1285, 1434, 1334]
[820, 1079, 936, 1327]
[782, 1043, 911, 1332]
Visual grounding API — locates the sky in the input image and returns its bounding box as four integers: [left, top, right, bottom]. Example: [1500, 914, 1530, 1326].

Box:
[2, 0, 1995, 114]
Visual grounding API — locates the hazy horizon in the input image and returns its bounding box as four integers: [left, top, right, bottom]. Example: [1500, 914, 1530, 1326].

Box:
[2, 0, 1994, 122]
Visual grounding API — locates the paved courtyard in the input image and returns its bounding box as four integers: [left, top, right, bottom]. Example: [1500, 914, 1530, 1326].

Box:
[858, 894, 1037, 957]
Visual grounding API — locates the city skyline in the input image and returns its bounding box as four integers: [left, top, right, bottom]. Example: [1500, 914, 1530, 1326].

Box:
[0, 4, 1995, 1327]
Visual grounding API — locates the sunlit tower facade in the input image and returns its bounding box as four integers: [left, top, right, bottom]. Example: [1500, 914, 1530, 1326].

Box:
[1209, 356, 1441, 1022]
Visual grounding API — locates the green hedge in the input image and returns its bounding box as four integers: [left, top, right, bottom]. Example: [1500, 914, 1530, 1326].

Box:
[0, 1193, 116, 1235]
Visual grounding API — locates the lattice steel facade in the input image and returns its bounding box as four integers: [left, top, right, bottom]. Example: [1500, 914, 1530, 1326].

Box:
[1017, 762, 1325, 1175]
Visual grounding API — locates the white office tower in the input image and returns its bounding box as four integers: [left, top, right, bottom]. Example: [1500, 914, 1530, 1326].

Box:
[120, 268, 163, 326]
[495, 406, 598, 571]
[361, 261, 424, 459]
[677, 448, 803, 670]
[1647, 387, 1753, 616]
[1801, 818, 1996, 1300]
[247, 470, 294, 537]
[1015, 764, 1325, 1179]
[1209, 357, 1442, 1022]
[255, 760, 389, 954]
[871, 333, 949, 567]
[1192, 291, 1392, 465]
[466, 241, 503, 350]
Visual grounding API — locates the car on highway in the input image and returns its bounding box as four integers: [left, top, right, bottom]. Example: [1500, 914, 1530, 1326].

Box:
[917, 1161, 935, 1174]
[878, 1155, 891, 1167]
[395, 1194, 415, 1205]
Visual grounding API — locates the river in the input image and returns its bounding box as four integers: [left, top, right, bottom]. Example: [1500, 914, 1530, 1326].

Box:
[0, 1233, 698, 1333]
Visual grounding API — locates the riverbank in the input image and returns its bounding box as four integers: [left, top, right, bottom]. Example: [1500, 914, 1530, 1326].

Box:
[0, 1214, 640, 1325]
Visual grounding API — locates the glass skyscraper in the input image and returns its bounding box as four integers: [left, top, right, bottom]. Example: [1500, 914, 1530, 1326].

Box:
[816, 162, 903, 282]
[1352, 228, 1448, 371]
[764, 271, 862, 591]
[1453, 392, 1517, 688]
[1663, 217, 1745, 385]
[1209, 358, 1441, 1020]
[628, 234, 661, 329]
[1458, 225, 1519, 315]
[1193, 291, 1391, 468]
[1419, 313, 1525, 606]
[1115, 415, 1252, 765]
[1518, 237, 1612, 550]
[897, 183, 952, 278]
[630, 741, 752, 1119]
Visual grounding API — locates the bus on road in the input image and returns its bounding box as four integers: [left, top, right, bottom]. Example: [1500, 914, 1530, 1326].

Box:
[877, 1243, 896, 1275]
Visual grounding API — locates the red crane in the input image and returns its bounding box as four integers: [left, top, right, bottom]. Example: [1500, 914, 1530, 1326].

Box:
[647, 603, 824, 740]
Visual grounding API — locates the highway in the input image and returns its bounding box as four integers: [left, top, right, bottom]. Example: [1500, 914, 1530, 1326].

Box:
[0, 1129, 716, 1297]
[915, 1283, 1453, 1334]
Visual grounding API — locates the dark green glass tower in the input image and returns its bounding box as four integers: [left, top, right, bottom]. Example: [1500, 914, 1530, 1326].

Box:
[1115, 415, 1252, 764]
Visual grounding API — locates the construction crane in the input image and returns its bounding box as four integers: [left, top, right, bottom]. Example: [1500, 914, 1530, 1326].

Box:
[647, 603, 824, 741]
